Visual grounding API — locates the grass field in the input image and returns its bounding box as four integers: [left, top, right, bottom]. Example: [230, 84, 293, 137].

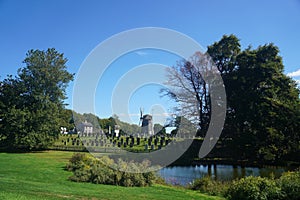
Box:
[0, 150, 224, 200]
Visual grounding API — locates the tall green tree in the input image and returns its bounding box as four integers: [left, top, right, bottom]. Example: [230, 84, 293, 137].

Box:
[165, 34, 300, 162]
[207, 34, 240, 75]
[208, 37, 300, 161]
[206, 34, 241, 142]
[0, 48, 74, 150]
[231, 44, 300, 161]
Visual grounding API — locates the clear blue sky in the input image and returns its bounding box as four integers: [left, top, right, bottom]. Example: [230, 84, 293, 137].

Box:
[1, 0, 300, 125]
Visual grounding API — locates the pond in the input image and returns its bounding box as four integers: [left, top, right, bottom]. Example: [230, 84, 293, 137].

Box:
[158, 165, 288, 186]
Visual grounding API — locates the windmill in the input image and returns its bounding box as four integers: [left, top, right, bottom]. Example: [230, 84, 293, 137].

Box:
[139, 107, 154, 136]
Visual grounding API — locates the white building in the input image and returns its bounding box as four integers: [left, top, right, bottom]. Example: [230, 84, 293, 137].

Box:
[78, 120, 93, 134]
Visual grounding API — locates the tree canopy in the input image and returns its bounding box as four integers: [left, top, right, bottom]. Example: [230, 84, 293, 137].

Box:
[164, 35, 300, 162]
[0, 48, 74, 150]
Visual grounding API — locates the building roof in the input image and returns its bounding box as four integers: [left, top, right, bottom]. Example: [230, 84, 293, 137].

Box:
[143, 114, 152, 120]
[80, 121, 93, 127]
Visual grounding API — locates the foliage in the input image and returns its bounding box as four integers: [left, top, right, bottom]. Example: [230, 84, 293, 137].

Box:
[153, 123, 166, 135]
[172, 116, 198, 137]
[98, 117, 113, 132]
[66, 152, 86, 171]
[59, 109, 75, 131]
[232, 44, 299, 161]
[189, 176, 228, 196]
[72, 111, 102, 133]
[164, 34, 300, 163]
[189, 170, 300, 200]
[0, 48, 74, 150]
[276, 170, 300, 200]
[97, 115, 141, 135]
[67, 153, 157, 187]
[225, 176, 282, 200]
[113, 116, 141, 135]
[207, 34, 240, 75]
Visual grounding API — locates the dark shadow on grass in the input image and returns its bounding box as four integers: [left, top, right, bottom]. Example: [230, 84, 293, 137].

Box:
[0, 144, 48, 153]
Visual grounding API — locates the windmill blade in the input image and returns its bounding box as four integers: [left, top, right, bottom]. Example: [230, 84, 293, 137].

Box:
[139, 107, 143, 126]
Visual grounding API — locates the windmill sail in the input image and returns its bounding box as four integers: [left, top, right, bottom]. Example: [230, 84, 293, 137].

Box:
[139, 107, 143, 126]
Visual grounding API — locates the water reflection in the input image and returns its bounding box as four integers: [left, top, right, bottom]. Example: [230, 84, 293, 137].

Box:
[158, 165, 287, 186]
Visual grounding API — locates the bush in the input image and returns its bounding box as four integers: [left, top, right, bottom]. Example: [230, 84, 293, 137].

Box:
[225, 176, 282, 200]
[65, 153, 86, 171]
[189, 176, 228, 196]
[276, 170, 300, 200]
[66, 153, 157, 187]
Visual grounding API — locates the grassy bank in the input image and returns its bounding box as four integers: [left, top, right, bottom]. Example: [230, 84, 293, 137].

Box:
[0, 150, 224, 200]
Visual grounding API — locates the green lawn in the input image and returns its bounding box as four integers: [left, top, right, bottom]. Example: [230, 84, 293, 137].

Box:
[0, 151, 224, 200]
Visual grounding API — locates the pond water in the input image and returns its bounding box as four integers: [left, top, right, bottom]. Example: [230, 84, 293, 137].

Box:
[158, 165, 288, 186]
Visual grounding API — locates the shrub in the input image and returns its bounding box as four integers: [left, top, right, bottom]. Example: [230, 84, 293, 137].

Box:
[189, 176, 228, 196]
[154, 175, 167, 185]
[225, 176, 282, 200]
[66, 153, 157, 187]
[65, 153, 87, 171]
[276, 170, 300, 200]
